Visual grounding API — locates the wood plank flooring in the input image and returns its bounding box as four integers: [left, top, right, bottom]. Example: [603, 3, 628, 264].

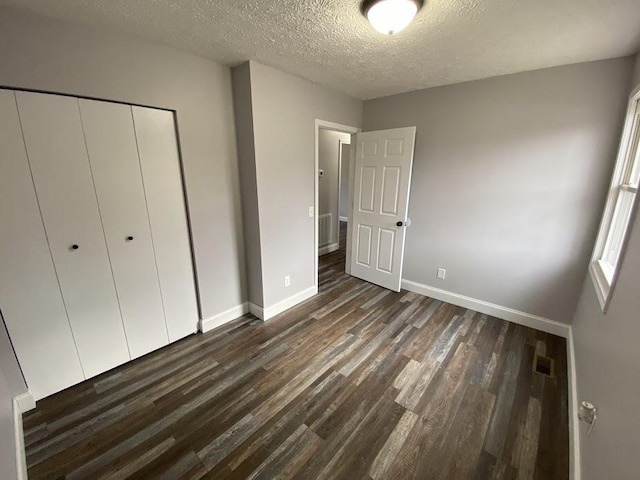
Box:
[23, 223, 569, 479]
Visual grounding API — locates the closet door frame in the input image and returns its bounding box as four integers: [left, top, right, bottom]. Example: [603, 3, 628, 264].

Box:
[8, 86, 202, 318]
[5, 86, 201, 373]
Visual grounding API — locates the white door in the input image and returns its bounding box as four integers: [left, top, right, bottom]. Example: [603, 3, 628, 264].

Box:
[16, 92, 131, 378]
[132, 106, 199, 341]
[349, 127, 416, 291]
[79, 99, 169, 359]
[0, 90, 85, 400]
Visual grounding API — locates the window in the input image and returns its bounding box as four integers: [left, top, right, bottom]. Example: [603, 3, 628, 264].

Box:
[590, 86, 640, 311]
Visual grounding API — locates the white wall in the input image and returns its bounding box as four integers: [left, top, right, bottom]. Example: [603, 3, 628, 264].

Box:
[0, 7, 247, 323]
[571, 52, 640, 480]
[363, 58, 633, 323]
[319, 130, 351, 247]
[244, 61, 362, 309]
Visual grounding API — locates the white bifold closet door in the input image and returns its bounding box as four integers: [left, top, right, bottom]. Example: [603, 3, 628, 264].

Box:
[0, 90, 85, 400]
[1, 90, 198, 400]
[79, 99, 170, 359]
[15, 91, 131, 379]
[132, 107, 199, 342]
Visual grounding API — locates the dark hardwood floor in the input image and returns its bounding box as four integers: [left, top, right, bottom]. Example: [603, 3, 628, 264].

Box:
[23, 222, 569, 479]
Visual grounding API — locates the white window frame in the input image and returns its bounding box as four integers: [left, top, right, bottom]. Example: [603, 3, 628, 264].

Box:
[590, 85, 640, 312]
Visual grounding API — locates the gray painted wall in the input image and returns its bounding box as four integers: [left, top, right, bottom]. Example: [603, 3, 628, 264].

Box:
[0, 7, 247, 322]
[319, 130, 350, 247]
[363, 58, 633, 323]
[232, 64, 264, 307]
[0, 313, 27, 480]
[247, 61, 362, 308]
[633, 53, 640, 86]
[339, 143, 351, 220]
[0, 372, 17, 480]
[571, 53, 639, 480]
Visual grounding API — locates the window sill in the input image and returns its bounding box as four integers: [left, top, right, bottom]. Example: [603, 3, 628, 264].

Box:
[589, 261, 611, 313]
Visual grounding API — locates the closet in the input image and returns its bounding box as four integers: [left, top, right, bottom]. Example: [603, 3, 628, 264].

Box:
[0, 89, 198, 400]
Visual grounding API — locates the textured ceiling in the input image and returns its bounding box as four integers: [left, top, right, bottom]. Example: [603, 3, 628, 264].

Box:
[2, 0, 639, 99]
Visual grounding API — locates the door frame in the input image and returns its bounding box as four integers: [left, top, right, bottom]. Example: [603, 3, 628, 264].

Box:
[314, 120, 360, 290]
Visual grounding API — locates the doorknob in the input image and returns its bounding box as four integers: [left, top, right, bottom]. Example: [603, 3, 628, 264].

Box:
[396, 221, 404, 227]
[70, 244, 79, 250]
[126, 236, 134, 241]
[396, 219, 412, 227]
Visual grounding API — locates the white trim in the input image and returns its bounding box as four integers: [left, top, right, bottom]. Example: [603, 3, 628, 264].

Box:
[401, 279, 571, 338]
[264, 285, 317, 320]
[314, 120, 361, 291]
[14, 391, 35, 413]
[336, 139, 348, 238]
[588, 261, 610, 312]
[199, 303, 249, 333]
[339, 216, 348, 223]
[589, 87, 640, 312]
[318, 243, 339, 256]
[249, 302, 264, 319]
[13, 396, 28, 480]
[345, 139, 358, 276]
[567, 328, 581, 480]
[251, 285, 318, 321]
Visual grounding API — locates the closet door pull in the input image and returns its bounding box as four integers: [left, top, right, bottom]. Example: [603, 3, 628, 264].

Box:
[71, 244, 79, 250]
[126, 236, 134, 241]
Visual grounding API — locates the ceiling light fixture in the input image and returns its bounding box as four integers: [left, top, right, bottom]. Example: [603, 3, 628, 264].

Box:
[361, 0, 423, 36]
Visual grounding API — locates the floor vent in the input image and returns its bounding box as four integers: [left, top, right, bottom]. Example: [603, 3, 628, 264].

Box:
[533, 354, 555, 378]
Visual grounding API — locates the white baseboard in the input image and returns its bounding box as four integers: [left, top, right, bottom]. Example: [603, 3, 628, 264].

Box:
[251, 285, 318, 321]
[14, 391, 35, 413]
[13, 395, 29, 480]
[401, 279, 571, 338]
[318, 243, 339, 256]
[263, 285, 317, 320]
[249, 302, 264, 319]
[199, 302, 249, 333]
[567, 328, 581, 480]
[339, 216, 348, 223]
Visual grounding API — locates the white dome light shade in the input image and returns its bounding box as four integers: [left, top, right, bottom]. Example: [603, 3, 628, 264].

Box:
[365, 0, 421, 35]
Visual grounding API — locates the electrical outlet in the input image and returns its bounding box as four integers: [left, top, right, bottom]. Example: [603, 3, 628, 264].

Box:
[308, 206, 314, 218]
[437, 268, 446, 280]
[284, 275, 291, 287]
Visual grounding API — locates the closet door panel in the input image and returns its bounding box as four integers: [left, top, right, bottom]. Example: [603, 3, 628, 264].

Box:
[132, 107, 199, 341]
[0, 90, 85, 400]
[79, 99, 169, 359]
[16, 91, 130, 379]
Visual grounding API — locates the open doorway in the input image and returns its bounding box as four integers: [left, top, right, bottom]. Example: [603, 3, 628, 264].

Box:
[318, 131, 350, 256]
[314, 120, 360, 290]
[338, 141, 351, 224]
